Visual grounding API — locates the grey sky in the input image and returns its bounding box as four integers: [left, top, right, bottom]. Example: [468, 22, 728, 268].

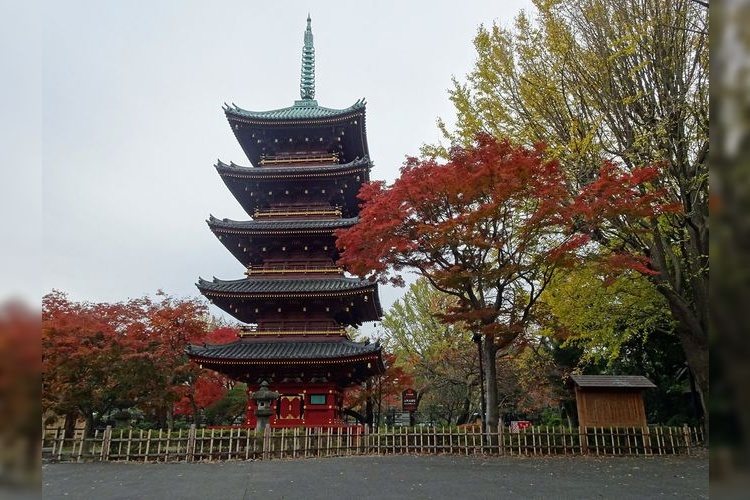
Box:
[35, 0, 531, 319]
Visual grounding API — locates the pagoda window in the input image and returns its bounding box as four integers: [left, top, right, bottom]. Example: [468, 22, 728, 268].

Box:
[309, 394, 326, 405]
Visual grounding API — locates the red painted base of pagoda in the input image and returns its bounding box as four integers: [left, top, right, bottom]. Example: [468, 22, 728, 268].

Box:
[245, 382, 345, 428]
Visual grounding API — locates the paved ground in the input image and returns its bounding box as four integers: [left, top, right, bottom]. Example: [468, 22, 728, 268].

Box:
[42, 454, 708, 499]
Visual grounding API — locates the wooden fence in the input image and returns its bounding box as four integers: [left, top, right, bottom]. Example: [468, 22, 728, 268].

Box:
[42, 424, 704, 463]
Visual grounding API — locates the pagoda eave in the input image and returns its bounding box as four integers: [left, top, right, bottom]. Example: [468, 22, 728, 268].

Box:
[200, 288, 378, 300]
[186, 337, 386, 382]
[215, 158, 371, 179]
[207, 215, 358, 235]
[189, 354, 382, 367]
[224, 98, 366, 125]
[196, 276, 379, 296]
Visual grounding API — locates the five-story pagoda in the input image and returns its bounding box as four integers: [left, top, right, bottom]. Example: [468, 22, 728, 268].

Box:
[187, 16, 384, 428]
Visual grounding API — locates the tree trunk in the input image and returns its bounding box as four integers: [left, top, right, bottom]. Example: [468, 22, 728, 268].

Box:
[675, 323, 709, 433]
[365, 397, 374, 427]
[84, 413, 95, 438]
[364, 379, 374, 427]
[456, 389, 471, 425]
[483, 340, 499, 430]
[190, 397, 200, 426]
[659, 286, 709, 432]
[63, 410, 77, 439]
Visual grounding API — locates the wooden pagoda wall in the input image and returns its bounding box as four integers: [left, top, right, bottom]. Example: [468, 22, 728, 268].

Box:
[246, 383, 345, 428]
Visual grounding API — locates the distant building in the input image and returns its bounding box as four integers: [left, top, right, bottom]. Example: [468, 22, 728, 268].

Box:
[187, 16, 384, 428]
[570, 374, 656, 428]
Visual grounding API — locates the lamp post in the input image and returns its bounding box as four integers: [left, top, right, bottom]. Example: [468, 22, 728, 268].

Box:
[472, 332, 486, 434]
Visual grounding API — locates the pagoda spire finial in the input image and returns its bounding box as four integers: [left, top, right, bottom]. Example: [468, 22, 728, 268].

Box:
[300, 14, 315, 100]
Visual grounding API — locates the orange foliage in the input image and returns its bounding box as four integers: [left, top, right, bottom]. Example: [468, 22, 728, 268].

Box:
[337, 134, 676, 317]
[42, 290, 228, 424]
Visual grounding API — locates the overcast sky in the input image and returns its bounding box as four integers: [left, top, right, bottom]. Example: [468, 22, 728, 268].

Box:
[28, 0, 532, 319]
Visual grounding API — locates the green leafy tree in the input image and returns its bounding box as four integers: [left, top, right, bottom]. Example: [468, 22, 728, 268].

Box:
[380, 279, 480, 425]
[344, 351, 413, 427]
[539, 263, 698, 423]
[540, 264, 676, 367]
[203, 383, 248, 426]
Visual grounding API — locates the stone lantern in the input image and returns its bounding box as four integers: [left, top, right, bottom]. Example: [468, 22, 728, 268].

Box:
[250, 381, 280, 430]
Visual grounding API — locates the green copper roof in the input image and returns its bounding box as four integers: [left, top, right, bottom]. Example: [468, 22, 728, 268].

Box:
[300, 14, 315, 100]
[224, 98, 365, 122]
[207, 215, 358, 233]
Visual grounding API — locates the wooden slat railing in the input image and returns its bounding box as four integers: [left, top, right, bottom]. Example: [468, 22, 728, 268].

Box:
[245, 263, 342, 276]
[43, 424, 704, 463]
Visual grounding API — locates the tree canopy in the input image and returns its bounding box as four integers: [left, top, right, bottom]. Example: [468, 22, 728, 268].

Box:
[42, 291, 235, 431]
[337, 134, 666, 429]
[428, 0, 708, 423]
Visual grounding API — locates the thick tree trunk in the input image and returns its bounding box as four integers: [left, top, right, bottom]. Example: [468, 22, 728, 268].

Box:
[676, 326, 709, 431]
[483, 340, 499, 430]
[659, 286, 709, 432]
[647, 221, 708, 434]
[63, 410, 77, 439]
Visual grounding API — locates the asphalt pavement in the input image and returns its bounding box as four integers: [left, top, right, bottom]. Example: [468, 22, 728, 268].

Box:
[41, 454, 708, 499]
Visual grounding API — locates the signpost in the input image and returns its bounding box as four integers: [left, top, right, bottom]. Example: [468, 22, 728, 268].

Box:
[510, 420, 532, 433]
[394, 412, 411, 427]
[402, 389, 417, 412]
[401, 389, 417, 427]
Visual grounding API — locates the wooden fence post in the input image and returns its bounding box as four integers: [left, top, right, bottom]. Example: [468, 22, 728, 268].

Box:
[186, 424, 197, 462]
[76, 431, 85, 462]
[498, 423, 505, 456]
[643, 426, 652, 455]
[100, 426, 112, 461]
[579, 427, 588, 455]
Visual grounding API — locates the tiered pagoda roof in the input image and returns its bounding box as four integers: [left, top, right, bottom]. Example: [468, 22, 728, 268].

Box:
[207, 215, 356, 268]
[197, 276, 380, 325]
[225, 98, 366, 123]
[208, 215, 358, 233]
[215, 158, 370, 218]
[214, 157, 370, 179]
[186, 338, 384, 385]
[197, 276, 378, 298]
[187, 338, 382, 362]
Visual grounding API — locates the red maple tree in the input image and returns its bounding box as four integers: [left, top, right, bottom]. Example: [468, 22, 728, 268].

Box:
[42, 291, 228, 432]
[173, 326, 239, 421]
[336, 134, 670, 429]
